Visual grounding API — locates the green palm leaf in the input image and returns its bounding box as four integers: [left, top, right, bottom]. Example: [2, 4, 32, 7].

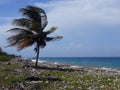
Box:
[7, 28, 33, 34]
[45, 27, 57, 35]
[13, 18, 31, 28]
[45, 36, 63, 42]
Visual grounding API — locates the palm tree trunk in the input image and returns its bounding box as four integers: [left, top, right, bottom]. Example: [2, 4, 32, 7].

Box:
[35, 43, 40, 68]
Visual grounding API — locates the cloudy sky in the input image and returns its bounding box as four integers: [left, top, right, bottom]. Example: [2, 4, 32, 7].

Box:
[0, 0, 120, 57]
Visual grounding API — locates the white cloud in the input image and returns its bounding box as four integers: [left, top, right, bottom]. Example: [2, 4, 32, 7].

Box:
[0, 23, 13, 46]
[35, 0, 120, 43]
[34, 0, 120, 57]
[35, 0, 120, 27]
[35, 0, 120, 40]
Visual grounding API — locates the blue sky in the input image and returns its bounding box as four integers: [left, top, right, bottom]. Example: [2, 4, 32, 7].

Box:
[0, 0, 120, 57]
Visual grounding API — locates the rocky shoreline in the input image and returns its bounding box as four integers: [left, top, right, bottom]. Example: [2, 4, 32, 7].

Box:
[31, 58, 120, 75]
[0, 57, 120, 90]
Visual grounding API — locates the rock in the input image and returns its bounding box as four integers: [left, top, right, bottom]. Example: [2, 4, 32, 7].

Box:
[45, 74, 61, 81]
[4, 82, 42, 90]
[24, 81, 42, 90]
[5, 62, 11, 65]
[25, 76, 40, 81]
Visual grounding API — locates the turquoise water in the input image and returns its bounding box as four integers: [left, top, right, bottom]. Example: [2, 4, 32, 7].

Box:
[32, 57, 120, 69]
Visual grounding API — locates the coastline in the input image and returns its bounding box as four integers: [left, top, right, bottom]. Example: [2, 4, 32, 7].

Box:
[29, 58, 120, 75]
[30, 57, 120, 69]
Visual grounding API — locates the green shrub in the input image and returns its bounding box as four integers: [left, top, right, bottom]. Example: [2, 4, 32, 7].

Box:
[0, 55, 12, 62]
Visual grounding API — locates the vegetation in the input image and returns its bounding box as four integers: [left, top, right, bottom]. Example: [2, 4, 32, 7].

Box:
[6, 5, 63, 67]
[0, 59, 120, 90]
[40, 70, 120, 90]
[0, 47, 7, 55]
[0, 55, 12, 62]
[0, 47, 15, 62]
[0, 61, 25, 86]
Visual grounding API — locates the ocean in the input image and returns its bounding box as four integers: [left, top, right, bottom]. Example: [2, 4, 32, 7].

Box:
[31, 57, 120, 69]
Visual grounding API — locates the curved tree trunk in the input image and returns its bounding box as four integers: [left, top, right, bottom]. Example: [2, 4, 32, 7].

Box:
[35, 43, 40, 68]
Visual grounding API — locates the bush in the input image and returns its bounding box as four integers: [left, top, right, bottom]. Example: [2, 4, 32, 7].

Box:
[0, 55, 12, 62]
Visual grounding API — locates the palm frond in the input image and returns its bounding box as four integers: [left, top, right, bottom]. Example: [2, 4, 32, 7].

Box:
[25, 5, 47, 19]
[41, 9, 47, 30]
[29, 22, 41, 32]
[13, 18, 31, 28]
[20, 8, 40, 22]
[17, 40, 34, 51]
[45, 36, 63, 42]
[20, 5, 48, 31]
[7, 28, 34, 35]
[41, 20, 48, 31]
[26, 5, 46, 14]
[45, 27, 57, 35]
[19, 5, 46, 22]
[7, 34, 37, 51]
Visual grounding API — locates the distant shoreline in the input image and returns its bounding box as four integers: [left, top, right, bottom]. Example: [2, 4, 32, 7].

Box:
[28, 57, 120, 69]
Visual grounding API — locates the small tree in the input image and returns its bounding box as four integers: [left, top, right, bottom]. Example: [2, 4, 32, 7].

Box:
[7, 5, 63, 67]
[0, 47, 2, 53]
[0, 47, 7, 55]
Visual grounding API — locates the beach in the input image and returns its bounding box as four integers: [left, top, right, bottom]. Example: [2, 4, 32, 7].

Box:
[0, 57, 120, 90]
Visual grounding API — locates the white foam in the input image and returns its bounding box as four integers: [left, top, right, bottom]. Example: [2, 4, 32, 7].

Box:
[31, 59, 46, 63]
[70, 65, 80, 68]
[54, 62, 59, 64]
[101, 67, 112, 71]
[39, 61, 46, 63]
[31, 59, 36, 62]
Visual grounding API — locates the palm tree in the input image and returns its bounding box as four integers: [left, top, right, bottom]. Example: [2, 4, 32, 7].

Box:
[6, 5, 63, 67]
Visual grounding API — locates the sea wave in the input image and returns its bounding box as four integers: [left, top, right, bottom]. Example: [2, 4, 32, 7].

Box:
[31, 59, 47, 63]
